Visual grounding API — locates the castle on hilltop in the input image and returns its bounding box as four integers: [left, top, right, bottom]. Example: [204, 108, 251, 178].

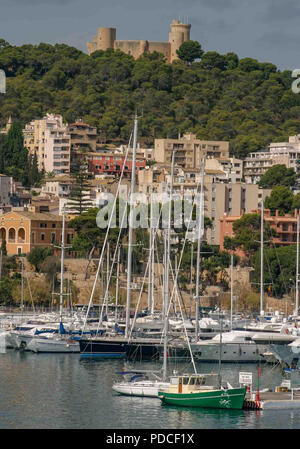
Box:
[87, 19, 191, 63]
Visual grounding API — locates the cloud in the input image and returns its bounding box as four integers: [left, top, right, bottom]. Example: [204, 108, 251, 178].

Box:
[256, 31, 299, 50]
[261, 0, 300, 22]
[2, 0, 76, 4]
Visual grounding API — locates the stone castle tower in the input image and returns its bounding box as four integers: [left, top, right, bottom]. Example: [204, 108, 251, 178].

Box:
[87, 19, 191, 63]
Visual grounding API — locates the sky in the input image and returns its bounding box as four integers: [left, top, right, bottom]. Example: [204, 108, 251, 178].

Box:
[0, 0, 299, 70]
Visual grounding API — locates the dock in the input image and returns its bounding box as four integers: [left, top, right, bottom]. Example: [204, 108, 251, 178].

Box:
[243, 390, 300, 410]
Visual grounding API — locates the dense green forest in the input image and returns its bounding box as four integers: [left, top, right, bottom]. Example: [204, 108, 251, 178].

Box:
[0, 38, 299, 158]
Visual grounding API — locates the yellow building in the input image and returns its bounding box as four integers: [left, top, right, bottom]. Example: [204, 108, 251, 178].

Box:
[0, 211, 74, 256]
[87, 19, 191, 63]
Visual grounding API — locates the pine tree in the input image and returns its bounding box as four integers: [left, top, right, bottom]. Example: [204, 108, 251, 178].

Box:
[1, 238, 7, 257]
[2, 122, 29, 183]
[28, 152, 42, 187]
[65, 161, 93, 215]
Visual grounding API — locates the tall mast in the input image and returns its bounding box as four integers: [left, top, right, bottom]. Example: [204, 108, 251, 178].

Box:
[195, 155, 206, 340]
[151, 221, 155, 315]
[106, 241, 110, 316]
[148, 188, 155, 315]
[230, 253, 234, 331]
[60, 207, 66, 325]
[148, 189, 153, 313]
[260, 200, 264, 316]
[295, 211, 299, 316]
[21, 257, 24, 315]
[162, 148, 176, 382]
[189, 242, 194, 319]
[115, 244, 120, 323]
[0, 249, 2, 282]
[125, 115, 138, 339]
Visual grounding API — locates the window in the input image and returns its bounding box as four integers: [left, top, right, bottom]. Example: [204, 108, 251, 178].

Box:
[51, 233, 56, 243]
[52, 223, 56, 228]
[40, 223, 47, 228]
[41, 233, 45, 241]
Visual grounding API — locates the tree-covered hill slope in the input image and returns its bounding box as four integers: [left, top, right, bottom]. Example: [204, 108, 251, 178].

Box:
[0, 38, 299, 157]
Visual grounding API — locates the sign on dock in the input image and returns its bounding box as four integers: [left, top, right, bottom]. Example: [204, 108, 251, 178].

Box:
[239, 372, 253, 387]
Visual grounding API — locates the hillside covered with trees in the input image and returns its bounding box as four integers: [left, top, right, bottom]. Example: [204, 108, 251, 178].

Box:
[0, 38, 299, 158]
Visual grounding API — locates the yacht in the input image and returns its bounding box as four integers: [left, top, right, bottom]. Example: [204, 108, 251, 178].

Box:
[265, 337, 300, 368]
[190, 330, 269, 363]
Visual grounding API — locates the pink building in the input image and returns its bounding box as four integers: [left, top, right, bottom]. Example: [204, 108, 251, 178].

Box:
[220, 209, 300, 257]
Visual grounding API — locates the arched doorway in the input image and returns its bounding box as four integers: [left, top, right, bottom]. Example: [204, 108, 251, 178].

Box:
[18, 228, 25, 243]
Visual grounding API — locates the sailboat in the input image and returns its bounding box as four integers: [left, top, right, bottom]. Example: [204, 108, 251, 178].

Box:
[157, 158, 247, 410]
[25, 208, 81, 353]
[80, 115, 162, 360]
[112, 147, 177, 396]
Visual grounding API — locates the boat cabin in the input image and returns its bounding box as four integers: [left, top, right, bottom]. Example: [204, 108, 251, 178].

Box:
[164, 374, 222, 394]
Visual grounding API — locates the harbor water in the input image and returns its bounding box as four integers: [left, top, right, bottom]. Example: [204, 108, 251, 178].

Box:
[0, 349, 300, 429]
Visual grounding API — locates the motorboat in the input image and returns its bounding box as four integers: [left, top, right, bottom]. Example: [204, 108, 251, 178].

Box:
[190, 330, 269, 363]
[158, 373, 247, 410]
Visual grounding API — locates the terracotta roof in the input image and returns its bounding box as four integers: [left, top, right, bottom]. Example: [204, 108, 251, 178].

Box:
[0, 211, 63, 221]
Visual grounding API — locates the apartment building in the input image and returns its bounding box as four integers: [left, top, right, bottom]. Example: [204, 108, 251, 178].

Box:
[23, 114, 71, 175]
[137, 163, 269, 245]
[68, 120, 98, 153]
[205, 183, 271, 246]
[87, 152, 146, 178]
[220, 209, 300, 255]
[154, 133, 230, 169]
[244, 135, 300, 184]
[42, 176, 72, 199]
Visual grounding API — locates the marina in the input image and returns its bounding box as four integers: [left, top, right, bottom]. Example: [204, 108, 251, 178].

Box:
[1, 350, 300, 429]
[0, 4, 300, 432]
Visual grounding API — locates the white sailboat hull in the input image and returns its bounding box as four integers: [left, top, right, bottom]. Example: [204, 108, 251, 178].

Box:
[112, 381, 170, 398]
[26, 337, 80, 353]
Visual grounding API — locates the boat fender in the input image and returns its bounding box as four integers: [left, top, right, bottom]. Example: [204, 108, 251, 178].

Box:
[285, 328, 290, 335]
[19, 341, 27, 351]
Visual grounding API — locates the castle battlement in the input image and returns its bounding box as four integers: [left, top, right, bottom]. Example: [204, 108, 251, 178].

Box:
[87, 19, 191, 63]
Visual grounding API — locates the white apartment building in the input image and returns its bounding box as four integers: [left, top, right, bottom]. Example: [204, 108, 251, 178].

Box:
[23, 114, 71, 175]
[244, 134, 300, 184]
[42, 177, 72, 198]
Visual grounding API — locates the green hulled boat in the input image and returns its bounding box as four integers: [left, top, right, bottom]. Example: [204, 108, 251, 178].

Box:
[158, 374, 247, 410]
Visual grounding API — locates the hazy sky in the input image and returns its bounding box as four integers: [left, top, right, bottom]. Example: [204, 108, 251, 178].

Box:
[0, 0, 299, 70]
